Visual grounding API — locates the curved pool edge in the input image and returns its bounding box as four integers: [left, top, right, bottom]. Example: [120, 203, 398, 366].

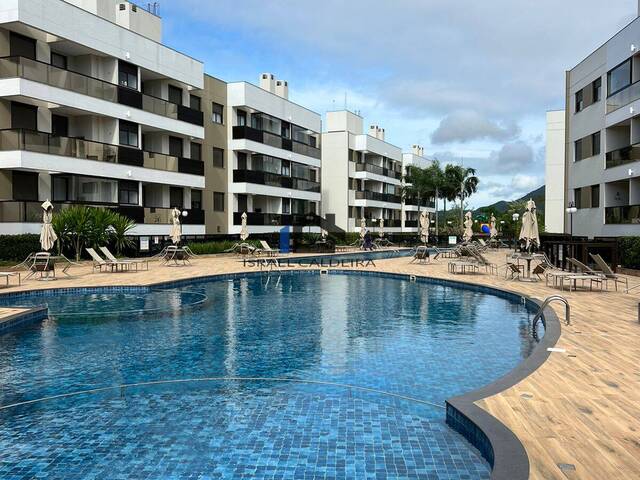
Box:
[0, 306, 48, 335]
[0, 267, 562, 480]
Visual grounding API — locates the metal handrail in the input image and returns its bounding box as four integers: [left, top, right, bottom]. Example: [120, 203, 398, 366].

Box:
[532, 295, 570, 331]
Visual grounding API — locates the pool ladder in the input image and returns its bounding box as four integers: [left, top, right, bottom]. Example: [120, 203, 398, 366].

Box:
[532, 295, 571, 330]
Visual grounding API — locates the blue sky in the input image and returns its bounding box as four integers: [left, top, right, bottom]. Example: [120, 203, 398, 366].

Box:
[155, 0, 637, 207]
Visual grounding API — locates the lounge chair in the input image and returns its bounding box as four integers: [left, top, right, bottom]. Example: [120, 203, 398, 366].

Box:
[258, 240, 279, 257]
[99, 247, 148, 271]
[433, 246, 457, 260]
[565, 258, 607, 291]
[467, 249, 498, 274]
[86, 248, 131, 272]
[505, 262, 524, 280]
[26, 252, 55, 280]
[589, 253, 628, 292]
[410, 246, 430, 264]
[162, 245, 192, 266]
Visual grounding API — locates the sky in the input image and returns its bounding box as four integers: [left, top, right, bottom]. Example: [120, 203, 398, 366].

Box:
[155, 0, 637, 208]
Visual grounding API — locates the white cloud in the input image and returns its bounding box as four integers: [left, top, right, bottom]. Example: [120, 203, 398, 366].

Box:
[431, 111, 520, 144]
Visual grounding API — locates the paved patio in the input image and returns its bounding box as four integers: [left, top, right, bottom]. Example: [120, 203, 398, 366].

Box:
[1, 249, 639, 480]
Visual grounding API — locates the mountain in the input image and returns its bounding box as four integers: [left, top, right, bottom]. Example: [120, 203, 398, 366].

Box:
[474, 185, 545, 215]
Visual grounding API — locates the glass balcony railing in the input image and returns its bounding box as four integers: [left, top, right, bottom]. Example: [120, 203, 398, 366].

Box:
[233, 212, 321, 226]
[232, 125, 321, 159]
[605, 144, 640, 169]
[0, 201, 204, 225]
[605, 205, 640, 224]
[354, 190, 402, 203]
[355, 162, 402, 180]
[354, 218, 402, 228]
[607, 80, 640, 113]
[0, 129, 204, 176]
[232, 169, 320, 193]
[0, 56, 204, 126]
[404, 220, 418, 228]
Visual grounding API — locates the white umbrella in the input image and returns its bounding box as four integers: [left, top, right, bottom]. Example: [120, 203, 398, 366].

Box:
[240, 212, 249, 241]
[419, 211, 429, 244]
[170, 207, 182, 244]
[490, 213, 498, 239]
[519, 199, 540, 250]
[463, 211, 473, 243]
[379, 218, 384, 238]
[359, 218, 367, 239]
[39, 200, 57, 251]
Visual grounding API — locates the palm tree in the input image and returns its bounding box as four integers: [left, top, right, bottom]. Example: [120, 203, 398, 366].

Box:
[403, 161, 443, 236]
[443, 165, 479, 229]
[110, 213, 136, 256]
[441, 164, 461, 227]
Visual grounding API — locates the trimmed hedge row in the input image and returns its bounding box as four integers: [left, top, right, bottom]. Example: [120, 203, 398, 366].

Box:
[0, 234, 42, 261]
[619, 237, 640, 270]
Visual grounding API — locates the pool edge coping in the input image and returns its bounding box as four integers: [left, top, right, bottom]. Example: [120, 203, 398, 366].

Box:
[0, 267, 561, 480]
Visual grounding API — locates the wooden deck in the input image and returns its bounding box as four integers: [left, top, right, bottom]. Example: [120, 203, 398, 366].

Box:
[1, 249, 639, 479]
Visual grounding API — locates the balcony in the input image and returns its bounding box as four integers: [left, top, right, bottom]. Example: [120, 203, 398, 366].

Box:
[405, 220, 418, 228]
[605, 205, 640, 224]
[233, 169, 320, 193]
[404, 197, 436, 208]
[233, 212, 321, 226]
[0, 201, 205, 225]
[355, 218, 402, 228]
[0, 129, 204, 176]
[232, 125, 321, 159]
[355, 162, 402, 180]
[0, 56, 204, 127]
[607, 80, 640, 114]
[605, 144, 640, 169]
[354, 190, 402, 203]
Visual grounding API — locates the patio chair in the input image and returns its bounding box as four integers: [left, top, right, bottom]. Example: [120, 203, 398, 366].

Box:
[99, 247, 148, 271]
[26, 252, 55, 280]
[86, 248, 129, 272]
[410, 246, 430, 264]
[589, 253, 628, 292]
[163, 245, 191, 266]
[258, 240, 279, 257]
[505, 262, 524, 280]
[566, 258, 607, 290]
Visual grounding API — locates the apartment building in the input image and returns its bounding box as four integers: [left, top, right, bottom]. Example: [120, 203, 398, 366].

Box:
[226, 74, 322, 234]
[322, 110, 404, 233]
[0, 0, 206, 241]
[401, 145, 435, 232]
[565, 3, 640, 237]
[544, 110, 565, 233]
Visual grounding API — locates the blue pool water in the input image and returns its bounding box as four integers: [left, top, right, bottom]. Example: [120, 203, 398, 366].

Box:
[0, 272, 540, 479]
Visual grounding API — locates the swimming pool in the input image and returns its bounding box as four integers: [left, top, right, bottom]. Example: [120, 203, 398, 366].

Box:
[0, 272, 541, 479]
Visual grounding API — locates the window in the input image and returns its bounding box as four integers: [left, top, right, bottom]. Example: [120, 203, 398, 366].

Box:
[190, 94, 201, 111]
[119, 120, 138, 147]
[282, 198, 290, 214]
[51, 52, 67, 70]
[12, 171, 38, 201]
[169, 136, 183, 157]
[212, 148, 224, 168]
[118, 60, 138, 90]
[170, 187, 183, 208]
[607, 59, 632, 96]
[236, 152, 247, 170]
[168, 85, 183, 105]
[51, 115, 69, 137]
[10, 32, 36, 60]
[52, 176, 69, 202]
[11, 101, 37, 131]
[190, 142, 202, 161]
[236, 109, 246, 126]
[593, 77, 602, 102]
[592, 132, 601, 156]
[191, 190, 202, 210]
[118, 180, 139, 205]
[574, 131, 600, 161]
[591, 184, 600, 208]
[575, 90, 584, 113]
[212, 103, 224, 124]
[213, 192, 224, 211]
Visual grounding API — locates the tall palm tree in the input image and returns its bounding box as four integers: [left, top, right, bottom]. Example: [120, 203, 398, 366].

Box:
[403, 161, 443, 235]
[441, 164, 461, 227]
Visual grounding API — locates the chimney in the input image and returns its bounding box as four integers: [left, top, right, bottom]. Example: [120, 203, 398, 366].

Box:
[259, 73, 275, 93]
[369, 125, 385, 141]
[275, 79, 289, 99]
[412, 144, 424, 156]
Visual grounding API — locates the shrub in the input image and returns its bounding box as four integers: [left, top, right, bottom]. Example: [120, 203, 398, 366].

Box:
[185, 240, 261, 255]
[619, 237, 640, 269]
[0, 234, 41, 261]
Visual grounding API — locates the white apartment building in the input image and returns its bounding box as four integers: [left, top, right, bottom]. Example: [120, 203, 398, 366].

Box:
[0, 0, 206, 237]
[322, 110, 404, 233]
[544, 110, 565, 233]
[564, 3, 640, 237]
[226, 74, 322, 234]
[402, 145, 435, 233]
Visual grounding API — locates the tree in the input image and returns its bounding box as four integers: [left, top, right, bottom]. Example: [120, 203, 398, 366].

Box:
[441, 164, 462, 227]
[442, 165, 479, 230]
[403, 161, 444, 236]
[110, 213, 136, 256]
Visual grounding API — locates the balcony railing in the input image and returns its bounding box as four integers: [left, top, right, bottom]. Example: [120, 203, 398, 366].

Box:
[404, 220, 418, 228]
[232, 169, 320, 193]
[355, 162, 402, 180]
[605, 144, 640, 169]
[354, 190, 402, 203]
[605, 205, 640, 224]
[233, 212, 321, 226]
[0, 129, 204, 176]
[607, 80, 640, 114]
[0, 56, 204, 126]
[355, 218, 402, 228]
[232, 125, 321, 159]
[0, 201, 204, 225]
[404, 197, 436, 208]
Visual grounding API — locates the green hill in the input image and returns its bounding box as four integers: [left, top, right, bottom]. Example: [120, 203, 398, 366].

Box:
[474, 185, 545, 215]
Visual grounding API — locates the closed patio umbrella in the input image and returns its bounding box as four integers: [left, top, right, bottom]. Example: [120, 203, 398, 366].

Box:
[463, 211, 473, 243]
[359, 218, 366, 239]
[490, 213, 498, 239]
[240, 212, 249, 241]
[40, 200, 57, 251]
[170, 207, 182, 244]
[379, 218, 384, 238]
[419, 211, 429, 244]
[519, 199, 540, 250]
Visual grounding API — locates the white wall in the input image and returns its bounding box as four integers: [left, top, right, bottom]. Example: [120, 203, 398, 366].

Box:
[545, 110, 566, 233]
[320, 131, 350, 230]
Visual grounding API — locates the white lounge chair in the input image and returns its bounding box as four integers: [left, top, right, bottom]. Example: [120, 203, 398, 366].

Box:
[258, 240, 279, 257]
[86, 248, 131, 272]
[99, 246, 148, 271]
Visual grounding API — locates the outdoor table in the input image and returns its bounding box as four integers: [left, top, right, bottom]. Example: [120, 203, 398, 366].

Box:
[512, 253, 544, 282]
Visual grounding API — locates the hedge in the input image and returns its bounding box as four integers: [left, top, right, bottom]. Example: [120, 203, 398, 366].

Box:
[185, 240, 261, 255]
[619, 237, 640, 269]
[0, 234, 42, 261]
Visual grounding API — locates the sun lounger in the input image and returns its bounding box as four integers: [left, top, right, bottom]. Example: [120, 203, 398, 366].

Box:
[589, 253, 628, 292]
[467, 249, 498, 274]
[25, 252, 55, 280]
[99, 247, 148, 271]
[410, 246, 430, 264]
[565, 258, 607, 290]
[433, 246, 457, 260]
[0, 271, 20, 287]
[258, 240, 280, 257]
[86, 248, 132, 272]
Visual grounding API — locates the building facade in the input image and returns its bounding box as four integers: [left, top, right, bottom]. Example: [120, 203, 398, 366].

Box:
[544, 110, 565, 233]
[565, 4, 640, 237]
[0, 0, 207, 242]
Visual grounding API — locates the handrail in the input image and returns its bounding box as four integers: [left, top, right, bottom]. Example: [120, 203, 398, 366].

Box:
[532, 295, 570, 332]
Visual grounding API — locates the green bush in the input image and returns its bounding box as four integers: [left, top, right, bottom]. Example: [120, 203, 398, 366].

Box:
[0, 234, 42, 261]
[619, 237, 640, 269]
[185, 240, 261, 255]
